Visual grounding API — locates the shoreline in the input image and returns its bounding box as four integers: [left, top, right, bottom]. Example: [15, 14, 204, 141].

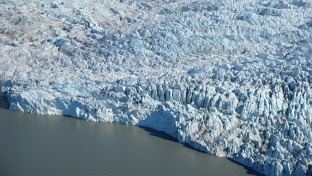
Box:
[0, 107, 263, 176]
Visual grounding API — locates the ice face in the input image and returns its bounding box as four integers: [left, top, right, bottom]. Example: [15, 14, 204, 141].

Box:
[1, 0, 312, 175]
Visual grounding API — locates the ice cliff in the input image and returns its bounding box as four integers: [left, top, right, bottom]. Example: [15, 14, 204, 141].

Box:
[1, 0, 312, 175]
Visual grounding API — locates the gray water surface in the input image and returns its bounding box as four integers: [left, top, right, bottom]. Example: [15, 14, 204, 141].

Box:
[0, 108, 261, 176]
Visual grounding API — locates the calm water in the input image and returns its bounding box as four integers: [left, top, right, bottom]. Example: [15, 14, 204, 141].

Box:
[0, 108, 261, 176]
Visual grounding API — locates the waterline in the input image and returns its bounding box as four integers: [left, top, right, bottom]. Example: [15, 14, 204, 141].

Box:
[0, 108, 261, 176]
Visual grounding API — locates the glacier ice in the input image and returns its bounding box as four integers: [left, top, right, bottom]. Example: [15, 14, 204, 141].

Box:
[1, 0, 312, 175]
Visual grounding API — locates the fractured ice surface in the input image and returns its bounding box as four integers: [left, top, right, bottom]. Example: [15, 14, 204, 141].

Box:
[1, 0, 312, 175]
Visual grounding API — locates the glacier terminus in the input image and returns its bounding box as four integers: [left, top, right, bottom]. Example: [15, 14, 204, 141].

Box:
[1, 0, 312, 175]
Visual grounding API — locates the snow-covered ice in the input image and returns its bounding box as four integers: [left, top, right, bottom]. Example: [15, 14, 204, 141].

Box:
[1, 0, 312, 175]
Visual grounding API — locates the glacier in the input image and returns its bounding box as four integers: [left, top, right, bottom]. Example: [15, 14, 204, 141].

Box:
[1, 0, 312, 175]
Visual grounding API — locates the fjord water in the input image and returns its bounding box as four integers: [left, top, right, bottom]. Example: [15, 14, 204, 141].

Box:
[0, 108, 260, 176]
